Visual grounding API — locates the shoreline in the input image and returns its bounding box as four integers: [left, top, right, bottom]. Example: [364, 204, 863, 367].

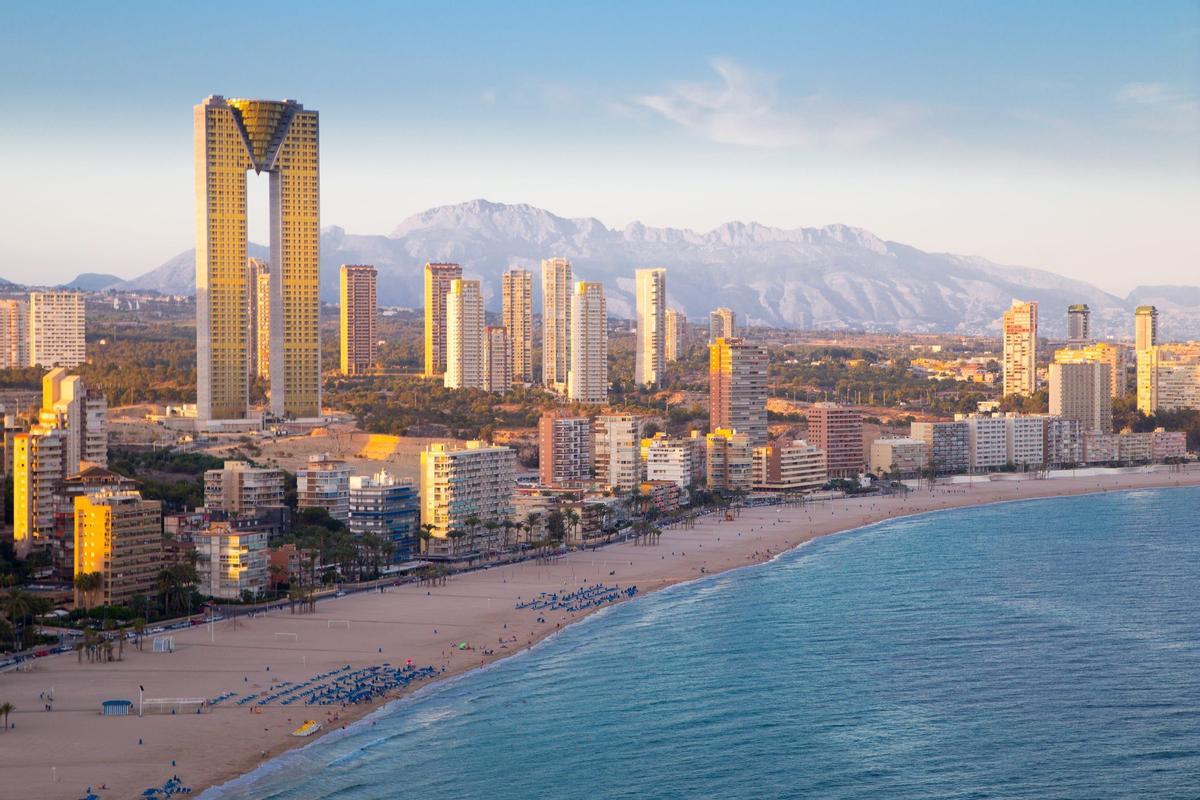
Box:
[3, 468, 1198, 800]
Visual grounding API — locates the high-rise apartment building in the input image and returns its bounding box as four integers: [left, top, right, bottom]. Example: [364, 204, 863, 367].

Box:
[29, 291, 85, 367]
[541, 257, 573, 391]
[445, 279, 485, 390]
[194, 521, 269, 600]
[245, 258, 268, 379]
[1054, 343, 1126, 398]
[709, 308, 736, 344]
[253, 266, 271, 379]
[348, 470, 419, 563]
[340, 264, 377, 375]
[203, 460, 285, 515]
[1049, 362, 1112, 433]
[665, 308, 685, 362]
[14, 370, 108, 558]
[1137, 343, 1200, 414]
[706, 428, 753, 491]
[297, 453, 351, 522]
[910, 420, 970, 474]
[1002, 300, 1038, 396]
[635, 268, 667, 387]
[419, 441, 516, 558]
[568, 281, 607, 404]
[0, 299, 28, 368]
[1066, 304, 1091, 345]
[594, 415, 641, 493]
[641, 433, 696, 489]
[1135, 305, 1158, 352]
[752, 440, 826, 492]
[709, 337, 768, 447]
[73, 490, 163, 607]
[538, 414, 593, 487]
[195, 96, 320, 422]
[483, 326, 512, 394]
[806, 402, 863, 478]
[423, 262, 462, 377]
[502, 269, 533, 383]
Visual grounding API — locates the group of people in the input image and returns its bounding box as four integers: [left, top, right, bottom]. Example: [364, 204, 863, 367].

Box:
[516, 583, 639, 614]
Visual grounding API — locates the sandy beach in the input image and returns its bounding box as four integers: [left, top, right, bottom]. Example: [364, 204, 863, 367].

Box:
[3, 467, 1198, 800]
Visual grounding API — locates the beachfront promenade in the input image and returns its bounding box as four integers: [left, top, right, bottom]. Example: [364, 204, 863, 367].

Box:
[2, 467, 1198, 800]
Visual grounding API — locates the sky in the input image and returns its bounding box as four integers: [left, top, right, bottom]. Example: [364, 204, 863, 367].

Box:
[0, 0, 1197, 294]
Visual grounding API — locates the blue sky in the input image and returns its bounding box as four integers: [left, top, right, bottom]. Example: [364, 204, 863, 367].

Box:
[1, 0, 1197, 292]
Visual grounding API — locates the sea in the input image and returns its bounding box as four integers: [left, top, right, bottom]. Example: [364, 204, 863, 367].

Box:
[202, 487, 1200, 799]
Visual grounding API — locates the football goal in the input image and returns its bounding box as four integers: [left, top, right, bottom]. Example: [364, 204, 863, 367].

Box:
[273, 632, 300, 641]
[327, 619, 351, 629]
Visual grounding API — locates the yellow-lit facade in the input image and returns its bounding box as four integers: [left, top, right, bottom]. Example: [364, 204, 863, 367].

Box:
[73, 491, 163, 608]
[340, 264, 378, 375]
[424, 262, 462, 376]
[195, 95, 320, 422]
[1053, 343, 1126, 398]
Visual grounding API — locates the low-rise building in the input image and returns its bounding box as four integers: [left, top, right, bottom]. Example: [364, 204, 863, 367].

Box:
[753, 439, 827, 491]
[642, 433, 695, 489]
[868, 437, 927, 478]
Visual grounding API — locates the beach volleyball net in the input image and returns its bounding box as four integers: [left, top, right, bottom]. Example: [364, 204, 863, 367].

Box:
[142, 697, 207, 715]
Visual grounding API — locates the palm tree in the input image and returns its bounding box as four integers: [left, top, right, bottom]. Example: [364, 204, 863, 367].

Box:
[73, 572, 104, 612]
[483, 521, 500, 562]
[463, 515, 481, 565]
[0, 702, 13, 731]
[132, 618, 146, 651]
[1, 588, 48, 650]
[419, 524, 437, 556]
[563, 508, 581, 545]
[524, 512, 541, 545]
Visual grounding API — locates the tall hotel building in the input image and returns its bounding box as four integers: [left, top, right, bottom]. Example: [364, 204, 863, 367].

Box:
[0, 299, 28, 368]
[502, 269, 533, 383]
[424, 262, 462, 376]
[568, 281, 608, 404]
[542, 258, 573, 391]
[1135, 305, 1158, 352]
[1002, 300, 1038, 396]
[195, 96, 320, 422]
[635, 268, 667, 387]
[419, 441, 516, 557]
[538, 414, 593, 487]
[709, 337, 769, 447]
[482, 326, 513, 394]
[709, 307, 736, 344]
[245, 258, 269, 379]
[1066, 304, 1091, 345]
[339, 264, 377, 375]
[664, 308, 685, 362]
[1049, 361, 1112, 433]
[807, 402, 864, 478]
[445, 279, 485, 390]
[29, 291, 85, 368]
[594, 415, 641, 493]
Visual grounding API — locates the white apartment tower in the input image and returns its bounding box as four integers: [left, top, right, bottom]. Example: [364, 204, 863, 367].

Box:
[0, 299, 28, 368]
[568, 281, 608, 404]
[594, 415, 641, 493]
[29, 291, 85, 367]
[665, 308, 685, 362]
[709, 307, 736, 344]
[541, 258, 573, 391]
[445, 279, 485, 390]
[635, 268, 667, 387]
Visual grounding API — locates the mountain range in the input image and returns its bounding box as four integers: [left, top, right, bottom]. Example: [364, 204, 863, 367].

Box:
[24, 200, 1200, 338]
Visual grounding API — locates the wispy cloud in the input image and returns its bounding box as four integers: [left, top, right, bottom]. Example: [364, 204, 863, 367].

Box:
[1115, 82, 1199, 133]
[635, 58, 905, 149]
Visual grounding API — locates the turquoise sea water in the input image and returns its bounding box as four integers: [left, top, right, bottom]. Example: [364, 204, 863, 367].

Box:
[204, 488, 1200, 799]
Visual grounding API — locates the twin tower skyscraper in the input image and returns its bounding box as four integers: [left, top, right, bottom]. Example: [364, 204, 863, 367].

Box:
[194, 95, 321, 423]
